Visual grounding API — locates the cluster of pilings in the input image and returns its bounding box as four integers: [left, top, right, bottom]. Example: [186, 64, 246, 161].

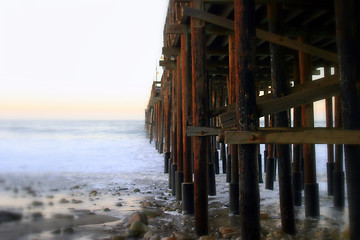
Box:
[145, 0, 359, 239]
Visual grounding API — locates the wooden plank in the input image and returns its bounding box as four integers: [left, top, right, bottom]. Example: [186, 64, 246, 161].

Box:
[162, 47, 181, 56]
[166, 24, 187, 34]
[186, 126, 221, 136]
[182, 7, 338, 63]
[225, 129, 360, 145]
[159, 60, 177, 70]
[218, 75, 340, 128]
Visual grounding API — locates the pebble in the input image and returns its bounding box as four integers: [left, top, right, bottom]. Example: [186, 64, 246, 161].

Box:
[0, 211, 22, 223]
[260, 212, 270, 220]
[59, 198, 70, 204]
[70, 185, 80, 190]
[71, 199, 83, 204]
[62, 226, 74, 234]
[129, 220, 151, 236]
[116, 202, 123, 207]
[32, 201, 44, 207]
[104, 208, 111, 212]
[129, 212, 148, 225]
[134, 188, 141, 193]
[52, 213, 75, 220]
[199, 236, 217, 240]
[174, 232, 195, 240]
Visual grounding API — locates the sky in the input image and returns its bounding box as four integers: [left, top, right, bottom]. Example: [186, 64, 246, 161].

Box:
[0, 0, 168, 120]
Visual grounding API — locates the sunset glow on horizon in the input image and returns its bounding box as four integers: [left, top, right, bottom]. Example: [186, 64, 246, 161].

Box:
[0, 0, 168, 120]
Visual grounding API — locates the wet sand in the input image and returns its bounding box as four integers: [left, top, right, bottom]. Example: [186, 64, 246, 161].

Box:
[0, 172, 350, 240]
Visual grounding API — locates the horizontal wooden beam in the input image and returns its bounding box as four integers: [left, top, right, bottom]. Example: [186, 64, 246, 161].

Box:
[166, 24, 186, 34]
[219, 75, 340, 129]
[159, 60, 176, 70]
[186, 126, 222, 136]
[225, 129, 360, 145]
[162, 47, 181, 56]
[182, 7, 338, 63]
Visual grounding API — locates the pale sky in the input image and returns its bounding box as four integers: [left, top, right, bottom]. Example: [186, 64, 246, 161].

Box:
[0, 0, 168, 120]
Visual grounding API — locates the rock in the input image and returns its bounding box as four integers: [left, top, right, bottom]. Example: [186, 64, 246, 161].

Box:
[161, 237, 177, 240]
[134, 188, 141, 193]
[219, 226, 238, 239]
[71, 199, 83, 204]
[129, 221, 151, 236]
[260, 212, 269, 220]
[129, 212, 148, 225]
[70, 185, 80, 190]
[116, 202, 123, 207]
[150, 235, 161, 240]
[59, 198, 70, 204]
[174, 232, 195, 240]
[0, 211, 22, 223]
[31, 212, 43, 221]
[104, 208, 111, 212]
[62, 226, 74, 234]
[90, 190, 98, 196]
[199, 236, 217, 240]
[32, 201, 44, 207]
[143, 230, 155, 240]
[51, 229, 61, 234]
[341, 227, 350, 239]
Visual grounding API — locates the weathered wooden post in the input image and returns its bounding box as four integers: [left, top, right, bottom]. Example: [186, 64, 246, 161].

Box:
[176, 55, 184, 201]
[164, 72, 172, 174]
[335, 1, 360, 238]
[219, 87, 227, 174]
[292, 56, 302, 206]
[171, 69, 178, 194]
[265, 115, 275, 190]
[325, 67, 334, 196]
[228, 34, 239, 215]
[299, 36, 319, 217]
[191, 0, 209, 235]
[267, 2, 295, 235]
[181, 32, 194, 214]
[234, 0, 260, 238]
[334, 94, 344, 207]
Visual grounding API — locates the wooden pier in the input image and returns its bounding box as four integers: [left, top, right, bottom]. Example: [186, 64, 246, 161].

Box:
[145, 0, 360, 239]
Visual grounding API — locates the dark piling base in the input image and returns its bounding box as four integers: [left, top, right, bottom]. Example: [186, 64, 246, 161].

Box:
[221, 143, 226, 174]
[208, 164, 216, 196]
[327, 162, 335, 196]
[159, 142, 163, 154]
[226, 154, 231, 183]
[171, 164, 177, 195]
[293, 171, 302, 206]
[258, 154, 263, 183]
[155, 141, 158, 150]
[333, 171, 345, 208]
[182, 182, 194, 215]
[265, 157, 275, 190]
[229, 183, 239, 215]
[168, 158, 172, 189]
[305, 183, 320, 217]
[301, 157, 305, 190]
[164, 152, 170, 174]
[175, 171, 184, 201]
[214, 151, 220, 174]
[264, 150, 268, 172]
[274, 157, 277, 181]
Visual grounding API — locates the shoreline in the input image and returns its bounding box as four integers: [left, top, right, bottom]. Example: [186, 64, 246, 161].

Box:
[0, 172, 350, 239]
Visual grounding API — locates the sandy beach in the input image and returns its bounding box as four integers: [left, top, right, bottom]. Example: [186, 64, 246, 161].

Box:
[0, 171, 350, 240]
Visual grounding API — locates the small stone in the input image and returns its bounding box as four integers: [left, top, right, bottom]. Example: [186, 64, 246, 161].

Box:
[32, 201, 44, 207]
[134, 188, 141, 193]
[150, 235, 161, 240]
[71, 199, 83, 204]
[116, 202, 123, 207]
[0, 211, 22, 223]
[260, 212, 269, 220]
[341, 226, 350, 239]
[129, 221, 151, 236]
[174, 232, 195, 240]
[62, 226, 74, 234]
[129, 212, 148, 225]
[31, 212, 43, 221]
[199, 236, 217, 240]
[112, 235, 126, 240]
[144, 230, 155, 240]
[90, 190, 98, 196]
[104, 208, 111, 212]
[70, 185, 80, 190]
[51, 229, 61, 234]
[59, 198, 70, 204]
[219, 226, 238, 239]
